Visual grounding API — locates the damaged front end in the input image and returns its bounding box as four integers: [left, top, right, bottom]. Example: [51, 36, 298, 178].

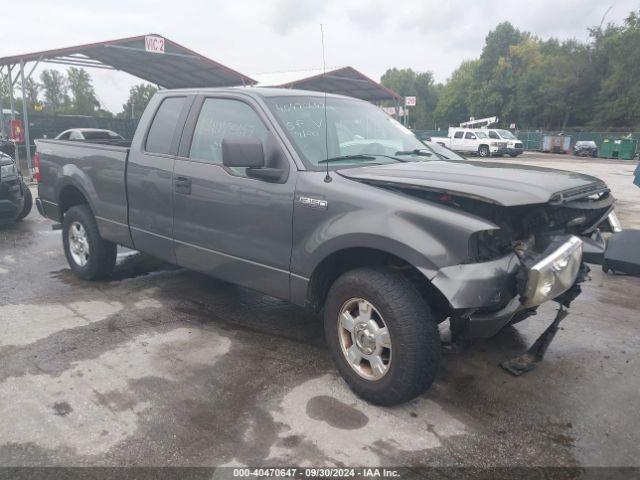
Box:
[407, 182, 614, 340]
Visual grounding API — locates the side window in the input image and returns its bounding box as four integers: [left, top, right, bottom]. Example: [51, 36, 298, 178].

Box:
[145, 96, 186, 155]
[189, 98, 268, 175]
[69, 131, 83, 140]
[58, 131, 71, 140]
[465, 132, 476, 139]
[488, 131, 499, 139]
[453, 131, 464, 139]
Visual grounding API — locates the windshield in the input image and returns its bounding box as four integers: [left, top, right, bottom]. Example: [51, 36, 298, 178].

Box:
[264, 95, 427, 169]
[495, 129, 517, 140]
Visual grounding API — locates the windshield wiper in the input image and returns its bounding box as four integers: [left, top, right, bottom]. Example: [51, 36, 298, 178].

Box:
[319, 154, 378, 164]
[319, 154, 407, 164]
[394, 149, 433, 157]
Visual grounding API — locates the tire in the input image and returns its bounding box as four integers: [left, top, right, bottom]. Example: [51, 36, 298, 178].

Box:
[324, 267, 441, 406]
[62, 204, 117, 280]
[509, 153, 519, 158]
[478, 145, 490, 157]
[15, 180, 32, 221]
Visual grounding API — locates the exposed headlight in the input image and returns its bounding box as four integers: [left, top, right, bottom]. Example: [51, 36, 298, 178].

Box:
[0, 163, 17, 180]
[607, 211, 623, 233]
[521, 236, 583, 308]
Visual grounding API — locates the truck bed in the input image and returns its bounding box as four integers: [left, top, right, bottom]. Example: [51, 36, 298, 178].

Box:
[36, 139, 131, 246]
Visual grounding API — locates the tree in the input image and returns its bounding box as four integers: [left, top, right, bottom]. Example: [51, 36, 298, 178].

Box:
[66, 67, 99, 115]
[589, 10, 640, 128]
[119, 83, 158, 119]
[40, 69, 69, 113]
[433, 60, 479, 126]
[380, 68, 440, 129]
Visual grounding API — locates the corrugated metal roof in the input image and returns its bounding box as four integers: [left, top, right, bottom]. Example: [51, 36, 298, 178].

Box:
[252, 66, 402, 102]
[0, 34, 255, 88]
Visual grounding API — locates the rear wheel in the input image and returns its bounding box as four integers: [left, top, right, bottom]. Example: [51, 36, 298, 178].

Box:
[478, 145, 490, 157]
[62, 204, 116, 280]
[324, 267, 441, 406]
[15, 180, 32, 221]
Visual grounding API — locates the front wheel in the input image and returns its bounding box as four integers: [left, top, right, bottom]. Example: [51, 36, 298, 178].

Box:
[478, 145, 490, 157]
[324, 267, 441, 406]
[62, 204, 117, 280]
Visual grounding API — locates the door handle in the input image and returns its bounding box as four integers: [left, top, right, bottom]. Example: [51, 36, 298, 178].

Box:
[175, 176, 192, 195]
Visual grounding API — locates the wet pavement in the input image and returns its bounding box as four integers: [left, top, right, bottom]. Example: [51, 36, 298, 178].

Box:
[0, 154, 639, 467]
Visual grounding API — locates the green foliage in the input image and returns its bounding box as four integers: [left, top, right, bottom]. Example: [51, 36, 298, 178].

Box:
[380, 68, 440, 128]
[382, 11, 640, 130]
[66, 67, 100, 115]
[39, 69, 70, 113]
[118, 84, 158, 119]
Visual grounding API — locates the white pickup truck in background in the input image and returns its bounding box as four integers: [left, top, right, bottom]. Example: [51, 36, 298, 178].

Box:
[430, 128, 507, 157]
[483, 129, 524, 157]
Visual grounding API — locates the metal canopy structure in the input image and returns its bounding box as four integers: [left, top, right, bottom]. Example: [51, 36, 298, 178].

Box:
[0, 34, 256, 172]
[252, 66, 402, 103]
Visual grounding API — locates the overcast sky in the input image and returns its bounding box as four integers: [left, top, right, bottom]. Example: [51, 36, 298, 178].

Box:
[2, 0, 638, 113]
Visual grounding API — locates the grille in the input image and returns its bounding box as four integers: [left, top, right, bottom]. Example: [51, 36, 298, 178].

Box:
[515, 143, 523, 148]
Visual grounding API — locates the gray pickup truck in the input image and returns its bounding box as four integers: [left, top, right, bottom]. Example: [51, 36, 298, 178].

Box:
[35, 88, 616, 405]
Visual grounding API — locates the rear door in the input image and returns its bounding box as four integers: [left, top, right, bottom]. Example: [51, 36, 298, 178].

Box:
[451, 130, 465, 150]
[172, 94, 295, 300]
[463, 131, 477, 152]
[127, 95, 193, 262]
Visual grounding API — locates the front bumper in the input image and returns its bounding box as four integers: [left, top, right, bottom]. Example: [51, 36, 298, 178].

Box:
[431, 235, 584, 338]
[489, 147, 509, 155]
[0, 178, 23, 224]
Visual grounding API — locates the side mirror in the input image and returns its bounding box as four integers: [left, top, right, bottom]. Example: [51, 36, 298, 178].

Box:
[222, 136, 265, 168]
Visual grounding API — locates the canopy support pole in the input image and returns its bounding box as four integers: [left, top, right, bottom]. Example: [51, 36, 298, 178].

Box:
[7, 64, 20, 168]
[20, 60, 33, 173]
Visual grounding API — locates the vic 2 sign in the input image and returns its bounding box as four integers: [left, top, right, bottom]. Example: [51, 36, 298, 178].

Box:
[145, 36, 165, 54]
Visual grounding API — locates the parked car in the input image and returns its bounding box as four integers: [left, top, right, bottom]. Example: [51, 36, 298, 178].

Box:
[482, 129, 524, 157]
[431, 128, 507, 157]
[55, 128, 124, 141]
[35, 88, 616, 405]
[573, 140, 598, 157]
[0, 152, 32, 225]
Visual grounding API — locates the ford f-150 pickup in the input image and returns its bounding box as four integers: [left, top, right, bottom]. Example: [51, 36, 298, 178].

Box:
[35, 88, 616, 405]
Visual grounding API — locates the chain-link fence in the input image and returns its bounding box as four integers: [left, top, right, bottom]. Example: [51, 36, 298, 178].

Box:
[414, 128, 640, 152]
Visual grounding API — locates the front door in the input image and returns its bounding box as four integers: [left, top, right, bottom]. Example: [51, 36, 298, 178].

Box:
[172, 96, 295, 301]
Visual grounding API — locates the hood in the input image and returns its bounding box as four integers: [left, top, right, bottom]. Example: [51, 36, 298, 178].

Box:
[337, 159, 607, 206]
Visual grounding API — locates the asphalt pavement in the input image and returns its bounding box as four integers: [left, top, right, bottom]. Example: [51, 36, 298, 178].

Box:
[0, 153, 638, 468]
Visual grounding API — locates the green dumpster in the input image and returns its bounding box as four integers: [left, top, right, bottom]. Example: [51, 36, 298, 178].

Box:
[599, 138, 638, 160]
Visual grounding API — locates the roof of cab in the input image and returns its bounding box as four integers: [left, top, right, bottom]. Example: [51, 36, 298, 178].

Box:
[155, 86, 357, 101]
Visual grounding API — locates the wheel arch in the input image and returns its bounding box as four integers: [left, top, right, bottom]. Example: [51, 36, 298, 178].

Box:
[57, 181, 93, 222]
[304, 246, 450, 320]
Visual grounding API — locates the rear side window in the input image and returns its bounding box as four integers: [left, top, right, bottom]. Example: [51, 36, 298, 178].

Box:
[454, 131, 463, 139]
[465, 132, 476, 139]
[145, 97, 186, 155]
